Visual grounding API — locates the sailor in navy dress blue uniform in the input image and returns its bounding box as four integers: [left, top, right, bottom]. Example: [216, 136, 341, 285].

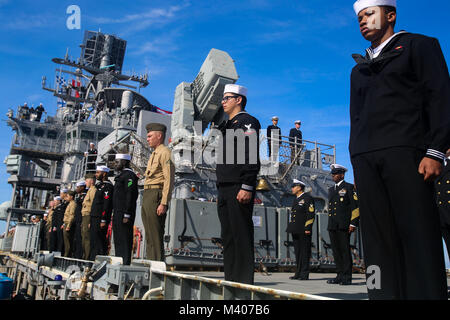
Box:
[286, 179, 315, 280]
[73, 181, 87, 259]
[113, 154, 139, 265]
[216, 83, 261, 285]
[350, 0, 449, 299]
[326, 164, 359, 285]
[53, 192, 68, 253]
[89, 165, 114, 260]
[267, 116, 281, 159]
[289, 120, 302, 164]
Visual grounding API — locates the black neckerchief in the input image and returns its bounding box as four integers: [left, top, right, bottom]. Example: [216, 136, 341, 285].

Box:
[352, 31, 408, 67]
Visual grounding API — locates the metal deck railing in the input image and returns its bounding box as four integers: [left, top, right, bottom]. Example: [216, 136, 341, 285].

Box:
[147, 268, 334, 300]
[0, 253, 336, 300]
[260, 134, 336, 168]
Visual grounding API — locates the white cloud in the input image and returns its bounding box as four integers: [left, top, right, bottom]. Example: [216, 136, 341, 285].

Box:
[92, 6, 180, 24]
[89, 2, 190, 34]
[4, 13, 59, 30]
[134, 57, 166, 77]
[131, 36, 179, 56]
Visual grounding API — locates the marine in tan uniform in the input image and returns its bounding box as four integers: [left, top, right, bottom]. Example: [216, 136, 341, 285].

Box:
[63, 191, 76, 257]
[142, 123, 174, 261]
[81, 174, 97, 260]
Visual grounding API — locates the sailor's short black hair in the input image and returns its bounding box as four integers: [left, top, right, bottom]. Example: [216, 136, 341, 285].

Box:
[382, 5, 396, 27]
[239, 95, 247, 108]
[383, 5, 396, 14]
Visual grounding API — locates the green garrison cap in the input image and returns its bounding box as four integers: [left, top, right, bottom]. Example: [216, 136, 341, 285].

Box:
[146, 123, 167, 133]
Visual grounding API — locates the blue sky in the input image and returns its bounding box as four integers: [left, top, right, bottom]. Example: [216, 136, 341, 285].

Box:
[0, 0, 449, 264]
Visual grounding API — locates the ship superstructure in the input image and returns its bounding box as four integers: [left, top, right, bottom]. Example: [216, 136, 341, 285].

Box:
[2, 31, 158, 227]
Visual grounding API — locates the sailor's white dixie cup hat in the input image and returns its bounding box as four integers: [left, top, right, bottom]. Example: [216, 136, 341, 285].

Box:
[331, 164, 348, 174]
[76, 181, 86, 187]
[353, 0, 396, 14]
[115, 154, 131, 161]
[291, 179, 306, 188]
[96, 165, 110, 173]
[224, 84, 248, 97]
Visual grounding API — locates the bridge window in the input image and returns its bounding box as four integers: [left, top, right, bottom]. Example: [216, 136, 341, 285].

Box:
[81, 130, 95, 140]
[34, 128, 45, 137]
[21, 126, 31, 135]
[47, 130, 57, 139]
